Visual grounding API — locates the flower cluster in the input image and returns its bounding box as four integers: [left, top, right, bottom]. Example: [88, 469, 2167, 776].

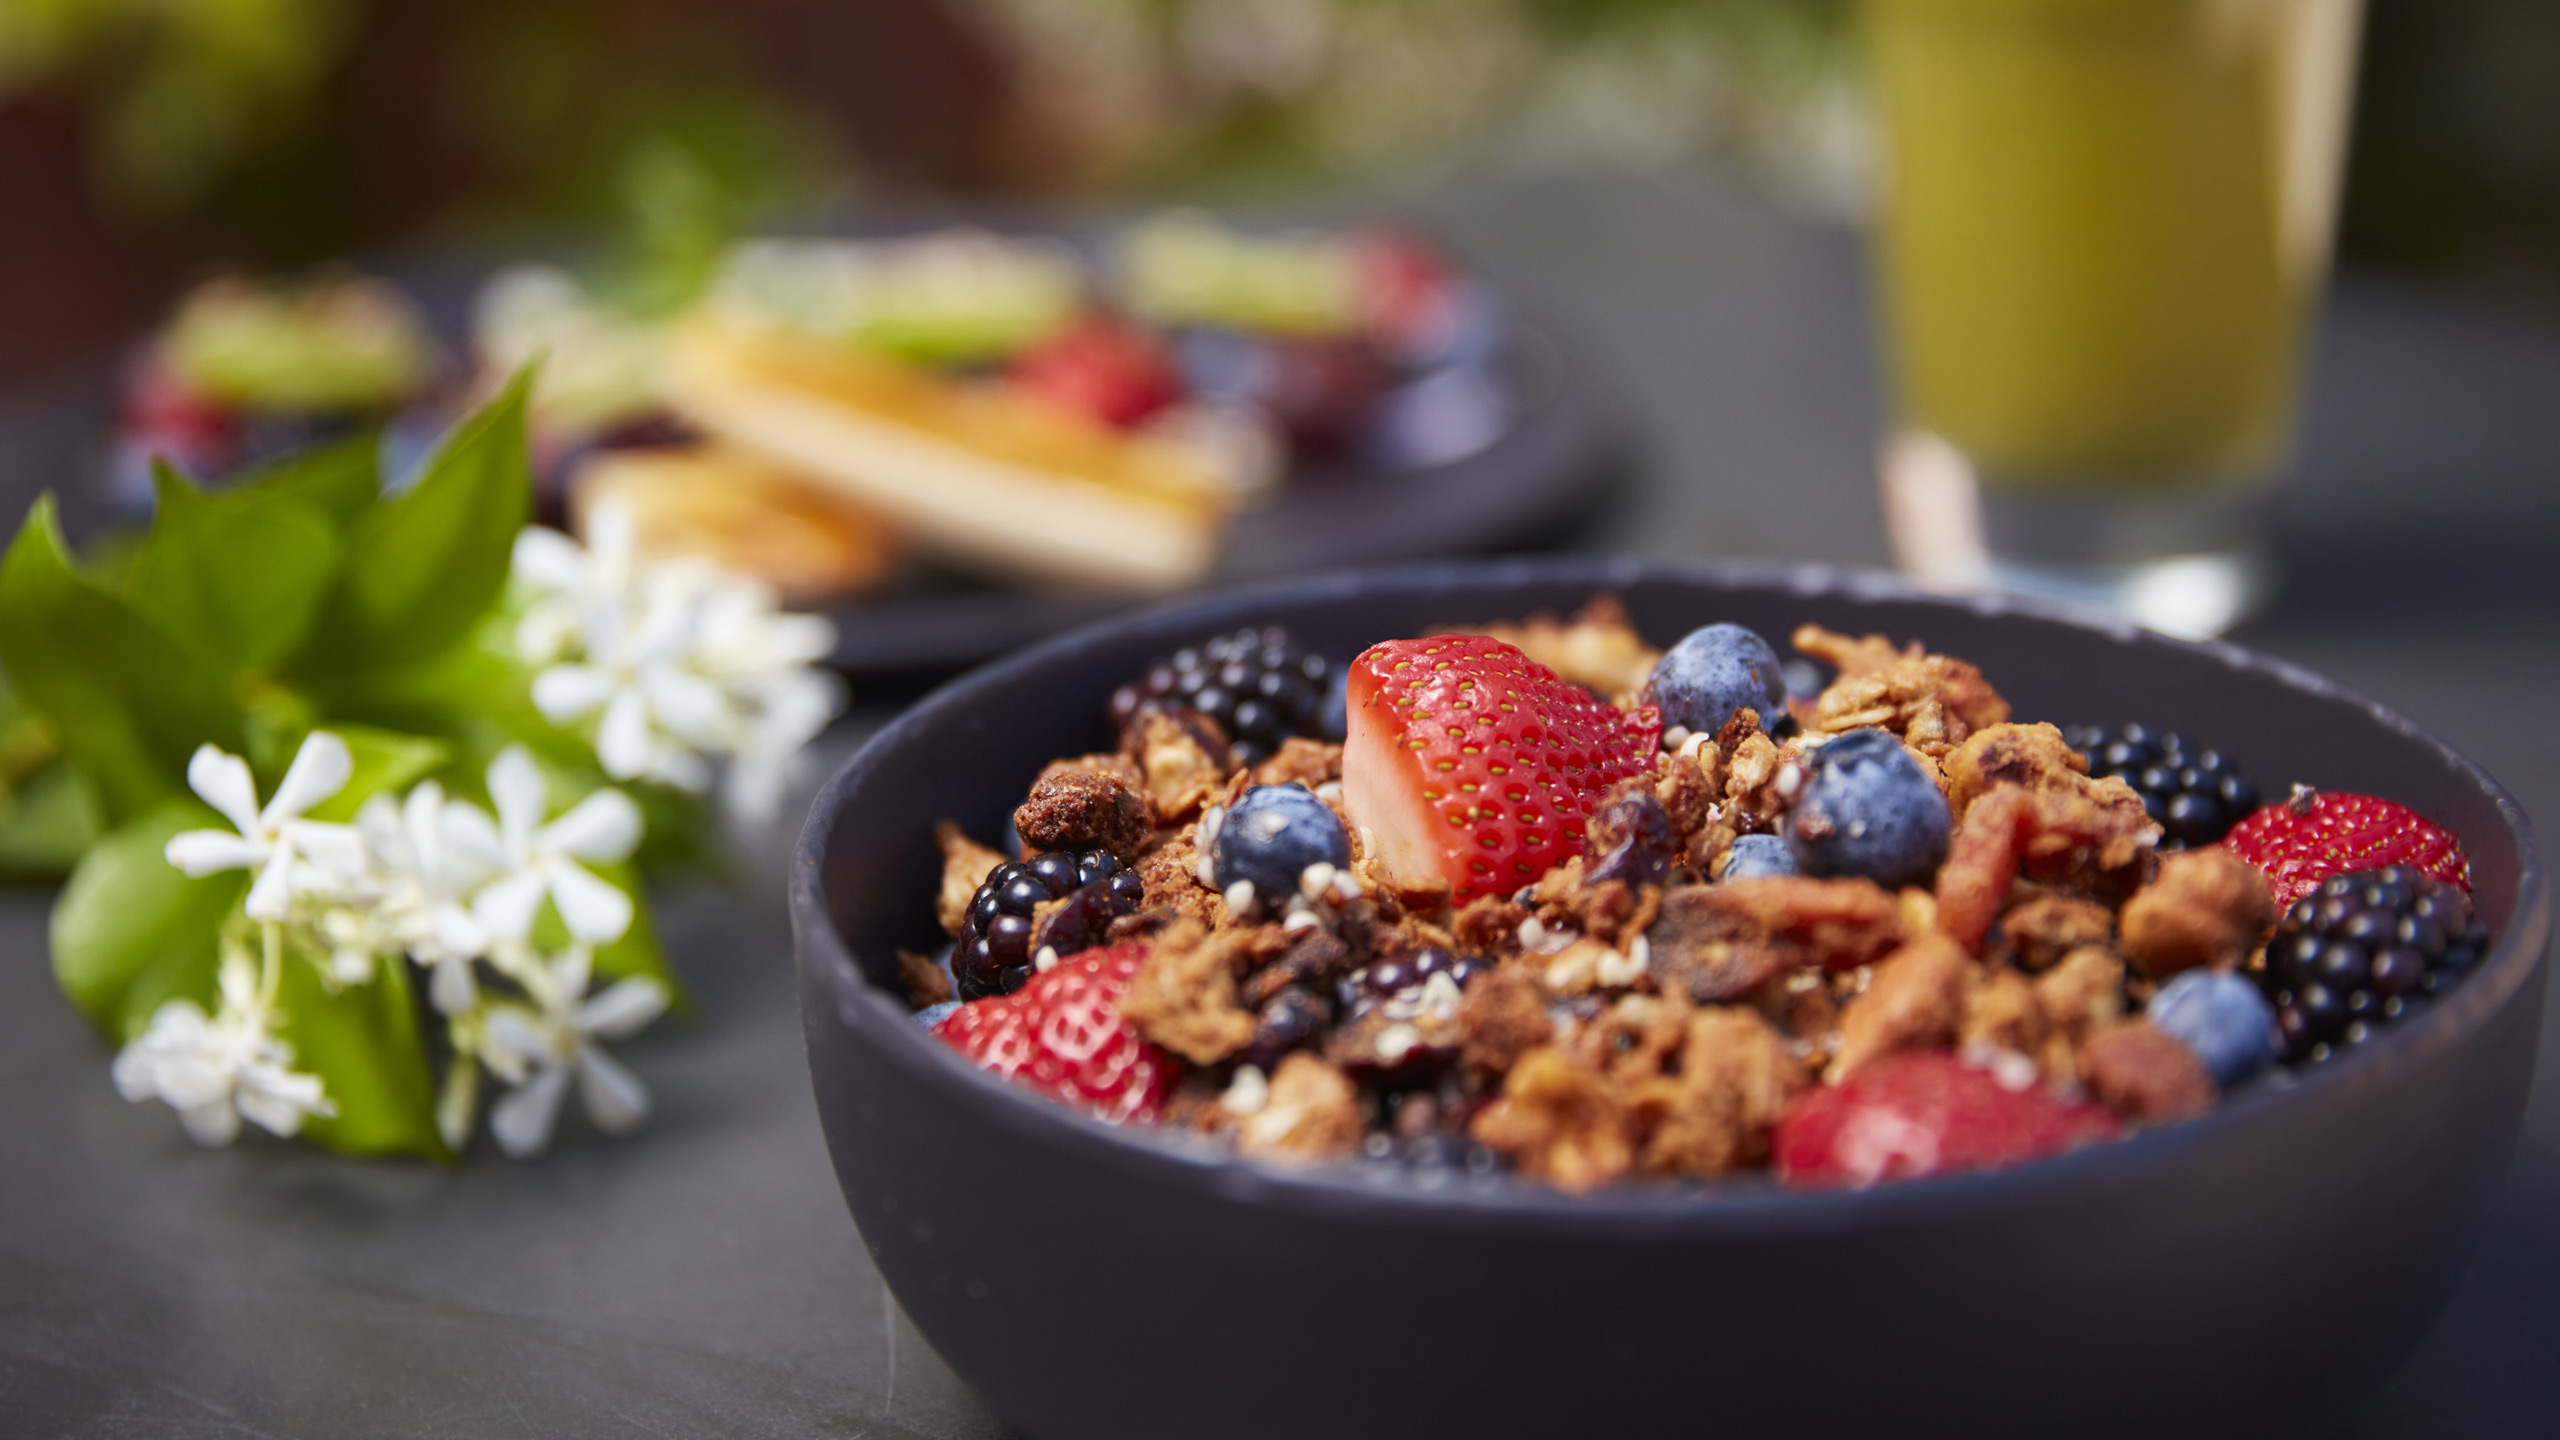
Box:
[128, 730, 668, 1158]
[512, 502, 846, 826]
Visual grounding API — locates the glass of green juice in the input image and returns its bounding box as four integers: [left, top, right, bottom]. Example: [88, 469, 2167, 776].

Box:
[1864, 0, 2364, 636]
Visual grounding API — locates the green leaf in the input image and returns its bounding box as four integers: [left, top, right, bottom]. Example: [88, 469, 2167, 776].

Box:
[0, 496, 245, 820]
[51, 802, 243, 1039]
[292, 376, 533, 683]
[242, 432, 383, 526]
[302, 724, 450, 823]
[127, 464, 342, 673]
[0, 762, 106, 880]
[275, 945, 450, 1160]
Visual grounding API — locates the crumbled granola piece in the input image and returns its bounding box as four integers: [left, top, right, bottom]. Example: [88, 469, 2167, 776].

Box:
[1242, 929, 1351, 1009]
[1452, 894, 1530, 959]
[1134, 830, 1223, 930]
[1996, 889, 2116, 973]
[1252, 736, 1343, 791]
[1532, 864, 1661, 951]
[1470, 1047, 1639, 1192]
[897, 948, 954, 1008]
[2018, 781, 2158, 899]
[1352, 823, 1453, 923]
[1648, 877, 1908, 1003]
[1828, 931, 1973, 1080]
[1235, 1053, 1364, 1162]
[2078, 1021, 2216, 1123]
[1636, 1006, 1809, 1175]
[1567, 992, 1694, 1084]
[1960, 965, 2046, 1058]
[1457, 967, 1554, 1075]
[2034, 945, 2126, 1049]
[1015, 765, 1154, 861]
[2118, 849, 2278, 978]
[1538, 935, 1648, 996]
[1117, 919, 1263, 1065]
[1945, 722, 2090, 819]
[1722, 730, 1792, 830]
[1935, 788, 2026, 952]
[1123, 710, 1233, 821]
[1792, 624, 2012, 760]
[1468, 593, 1663, 705]
[935, 821, 1007, 937]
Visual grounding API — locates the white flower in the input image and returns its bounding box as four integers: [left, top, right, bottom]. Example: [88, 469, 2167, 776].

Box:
[511, 502, 637, 668]
[352, 781, 497, 1011]
[445, 746, 641, 947]
[111, 951, 333, 1147]
[478, 947, 667, 1158]
[164, 733, 365, 921]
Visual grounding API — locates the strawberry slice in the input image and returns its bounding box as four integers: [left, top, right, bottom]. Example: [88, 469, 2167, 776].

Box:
[933, 941, 1177, 1124]
[1342, 634, 1661, 904]
[2220, 789, 2471, 911]
[1774, 1052, 2120, 1189]
[1008, 313, 1184, 429]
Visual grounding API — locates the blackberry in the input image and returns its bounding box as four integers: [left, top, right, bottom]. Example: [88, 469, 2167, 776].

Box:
[1240, 986, 1333, 1071]
[2258, 866, 2488, 1063]
[1335, 946, 1494, 1018]
[2064, 723, 2261, 848]
[1109, 627, 1339, 765]
[954, 850, 1146, 1000]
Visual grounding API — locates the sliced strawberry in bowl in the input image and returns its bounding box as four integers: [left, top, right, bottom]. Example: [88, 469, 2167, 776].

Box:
[933, 940, 1178, 1124]
[1341, 634, 1661, 904]
[1774, 1052, 2121, 1190]
[2221, 788, 2472, 911]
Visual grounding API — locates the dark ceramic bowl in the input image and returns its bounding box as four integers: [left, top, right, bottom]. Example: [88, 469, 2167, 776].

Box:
[792, 557, 2549, 1440]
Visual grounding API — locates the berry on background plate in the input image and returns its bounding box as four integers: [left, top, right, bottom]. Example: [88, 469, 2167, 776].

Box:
[2064, 723, 2260, 848]
[1341, 634, 1660, 904]
[2258, 865, 2489, 1063]
[2221, 789, 2471, 911]
[1774, 1051, 2119, 1190]
[934, 941, 1177, 1124]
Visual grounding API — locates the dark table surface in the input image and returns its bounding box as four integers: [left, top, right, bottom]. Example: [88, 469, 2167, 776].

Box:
[3, 169, 2555, 1438]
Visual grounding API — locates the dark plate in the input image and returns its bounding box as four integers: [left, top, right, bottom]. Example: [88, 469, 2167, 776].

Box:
[792, 556, 2549, 1440]
[0, 216, 1624, 682]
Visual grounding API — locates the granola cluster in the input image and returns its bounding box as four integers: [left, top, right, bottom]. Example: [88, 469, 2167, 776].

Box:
[915, 600, 2308, 1192]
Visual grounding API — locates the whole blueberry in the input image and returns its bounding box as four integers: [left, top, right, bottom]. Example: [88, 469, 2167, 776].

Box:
[1785, 729, 1950, 888]
[1213, 785, 1352, 901]
[1720, 833, 1800, 881]
[912, 1001, 962, 1030]
[1642, 624, 1788, 737]
[1317, 665, 1349, 741]
[2148, 969, 2280, 1088]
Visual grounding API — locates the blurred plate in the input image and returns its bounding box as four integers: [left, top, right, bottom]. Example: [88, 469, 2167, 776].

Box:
[0, 209, 1625, 681]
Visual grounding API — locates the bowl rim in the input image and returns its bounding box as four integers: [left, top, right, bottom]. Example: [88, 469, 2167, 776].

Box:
[792, 555, 2551, 1236]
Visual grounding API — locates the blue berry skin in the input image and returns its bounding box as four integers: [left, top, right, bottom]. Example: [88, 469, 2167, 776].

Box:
[1785, 729, 1951, 888]
[2148, 970, 2280, 1088]
[1643, 624, 1788, 737]
[1318, 666, 1349, 741]
[913, 1001, 963, 1029]
[1721, 833, 1800, 881]
[1214, 785, 1352, 901]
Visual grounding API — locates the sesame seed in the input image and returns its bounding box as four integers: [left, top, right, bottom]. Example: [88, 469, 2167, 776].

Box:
[1299, 861, 1338, 900]
[1517, 916, 1547, 949]
[1034, 946, 1060, 973]
[1376, 1023, 1422, 1062]
[1224, 880, 1256, 915]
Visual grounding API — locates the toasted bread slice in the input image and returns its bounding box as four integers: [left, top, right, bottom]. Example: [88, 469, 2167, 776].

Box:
[658, 317, 1228, 591]
[568, 443, 898, 603]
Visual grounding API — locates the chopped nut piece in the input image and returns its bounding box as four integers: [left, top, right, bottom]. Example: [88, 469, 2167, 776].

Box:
[1945, 722, 2091, 819]
[1722, 731, 1790, 829]
[1118, 919, 1263, 1064]
[1471, 1047, 1639, 1192]
[1996, 890, 2116, 973]
[1235, 1054, 1364, 1162]
[1961, 965, 2047, 1058]
[897, 948, 955, 1008]
[1457, 968, 1555, 1075]
[1648, 877, 1908, 1003]
[935, 821, 1007, 937]
[2034, 946, 2126, 1045]
[1828, 931, 1973, 1080]
[1123, 711, 1232, 821]
[2119, 849, 2278, 978]
[1015, 765, 1154, 861]
[1636, 1007, 1809, 1175]
[2079, 1021, 2216, 1123]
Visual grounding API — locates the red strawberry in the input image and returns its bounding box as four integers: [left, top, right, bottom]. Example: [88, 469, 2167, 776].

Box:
[933, 941, 1177, 1124]
[1009, 313, 1184, 429]
[1774, 1052, 2119, 1190]
[1342, 634, 1661, 904]
[2220, 789, 2471, 911]
[1351, 231, 1457, 357]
